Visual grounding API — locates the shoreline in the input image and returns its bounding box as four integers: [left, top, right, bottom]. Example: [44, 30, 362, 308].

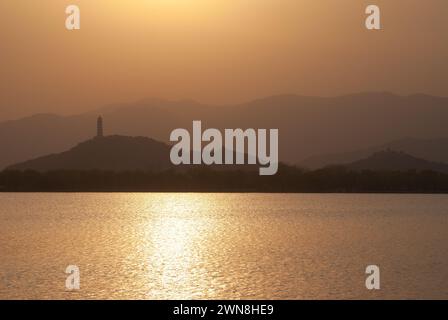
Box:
[1, 190, 448, 194]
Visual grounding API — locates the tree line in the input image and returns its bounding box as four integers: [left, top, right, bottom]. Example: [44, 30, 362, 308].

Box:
[2, 164, 448, 193]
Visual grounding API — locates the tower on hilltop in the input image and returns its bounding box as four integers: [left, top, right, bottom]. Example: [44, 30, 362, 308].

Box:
[97, 116, 103, 138]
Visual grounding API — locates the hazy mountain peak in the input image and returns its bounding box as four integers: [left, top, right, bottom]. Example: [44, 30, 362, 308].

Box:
[347, 149, 448, 173]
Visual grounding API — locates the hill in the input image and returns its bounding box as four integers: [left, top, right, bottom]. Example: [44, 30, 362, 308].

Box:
[301, 137, 448, 169]
[345, 150, 448, 173]
[6, 135, 173, 172]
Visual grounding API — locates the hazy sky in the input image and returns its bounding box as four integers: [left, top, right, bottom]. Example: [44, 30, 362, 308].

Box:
[0, 0, 447, 120]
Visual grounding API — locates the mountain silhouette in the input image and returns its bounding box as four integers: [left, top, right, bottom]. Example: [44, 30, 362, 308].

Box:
[5, 134, 260, 172]
[6, 136, 173, 172]
[302, 137, 448, 169]
[1, 92, 448, 169]
[344, 150, 448, 173]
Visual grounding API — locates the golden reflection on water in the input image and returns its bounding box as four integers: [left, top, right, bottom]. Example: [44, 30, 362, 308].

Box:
[144, 194, 212, 299]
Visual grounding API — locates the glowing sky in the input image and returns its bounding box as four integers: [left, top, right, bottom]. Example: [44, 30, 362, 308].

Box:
[0, 0, 447, 119]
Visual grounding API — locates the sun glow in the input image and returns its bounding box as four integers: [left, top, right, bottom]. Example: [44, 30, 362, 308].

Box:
[100, 0, 229, 18]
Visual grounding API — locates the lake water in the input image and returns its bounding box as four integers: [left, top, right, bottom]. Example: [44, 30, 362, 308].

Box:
[0, 193, 447, 300]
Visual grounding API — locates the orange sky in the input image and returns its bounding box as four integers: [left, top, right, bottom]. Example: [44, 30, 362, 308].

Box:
[0, 0, 447, 119]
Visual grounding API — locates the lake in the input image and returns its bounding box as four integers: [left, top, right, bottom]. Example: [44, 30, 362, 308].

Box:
[0, 193, 447, 299]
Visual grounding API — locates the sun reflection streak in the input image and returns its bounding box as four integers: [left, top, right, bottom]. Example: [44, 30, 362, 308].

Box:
[140, 194, 214, 299]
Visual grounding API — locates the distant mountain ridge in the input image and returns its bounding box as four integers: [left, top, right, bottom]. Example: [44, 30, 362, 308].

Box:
[302, 137, 448, 169]
[345, 150, 448, 173]
[1, 92, 448, 170]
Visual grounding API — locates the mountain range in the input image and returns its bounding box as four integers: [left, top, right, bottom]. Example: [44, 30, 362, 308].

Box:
[344, 150, 448, 173]
[9, 139, 448, 174]
[1, 92, 448, 170]
[301, 137, 448, 169]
